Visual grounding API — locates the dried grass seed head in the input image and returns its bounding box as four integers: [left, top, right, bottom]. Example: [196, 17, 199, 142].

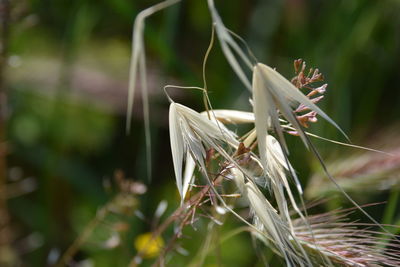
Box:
[252, 63, 346, 171]
[169, 102, 239, 200]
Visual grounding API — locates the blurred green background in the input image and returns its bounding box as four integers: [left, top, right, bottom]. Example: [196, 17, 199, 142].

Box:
[1, 0, 400, 266]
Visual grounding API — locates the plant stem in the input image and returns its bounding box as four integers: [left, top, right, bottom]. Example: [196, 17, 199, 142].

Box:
[0, 0, 10, 254]
[382, 188, 400, 226]
[55, 203, 109, 267]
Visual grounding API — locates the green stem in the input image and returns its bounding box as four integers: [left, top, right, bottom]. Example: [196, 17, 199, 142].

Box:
[382, 188, 399, 227]
[378, 188, 399, 248]
[0, 0, 11, 260]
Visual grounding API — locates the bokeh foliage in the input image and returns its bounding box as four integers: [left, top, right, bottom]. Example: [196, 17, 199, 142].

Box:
[4, 0, 400, 266]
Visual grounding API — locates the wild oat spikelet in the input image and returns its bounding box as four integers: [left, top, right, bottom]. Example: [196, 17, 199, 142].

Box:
[169, 102, 239, 200]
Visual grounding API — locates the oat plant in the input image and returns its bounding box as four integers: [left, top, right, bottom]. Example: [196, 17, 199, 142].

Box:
[127, 1, 400, 266]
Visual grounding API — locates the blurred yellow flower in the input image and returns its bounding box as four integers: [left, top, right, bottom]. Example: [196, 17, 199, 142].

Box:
[134, 232, 164, 259]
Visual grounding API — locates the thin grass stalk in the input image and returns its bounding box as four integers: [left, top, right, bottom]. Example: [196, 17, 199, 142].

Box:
[207, 0, 252, 90]
[55, 204, 109, 267]
[126, 0, 182, 181]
